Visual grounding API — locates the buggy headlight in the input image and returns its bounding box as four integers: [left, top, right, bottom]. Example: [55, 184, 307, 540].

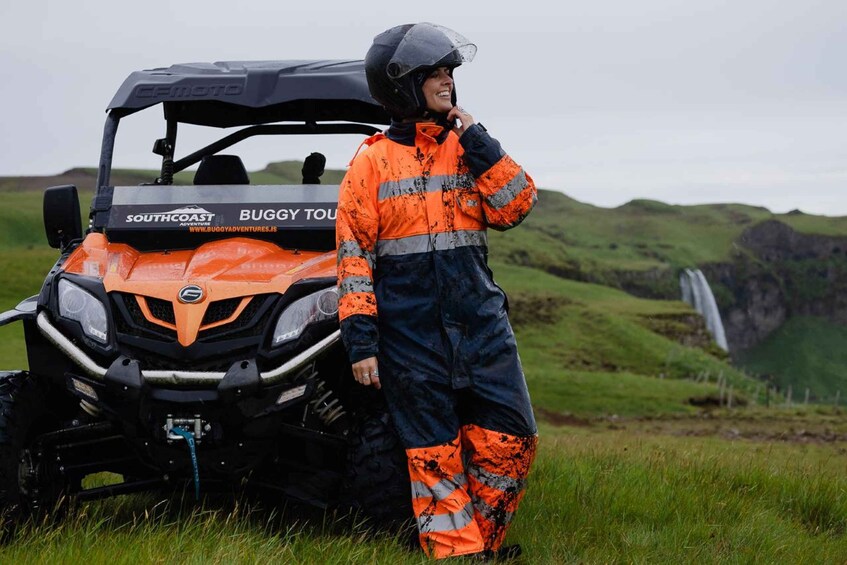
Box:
[58, 279, 109, 344]
[272, 287, 338, 347]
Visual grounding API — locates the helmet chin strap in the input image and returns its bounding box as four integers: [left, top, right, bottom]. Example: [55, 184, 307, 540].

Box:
[432, 111, 454, 129]
[416, 108, 453, 129]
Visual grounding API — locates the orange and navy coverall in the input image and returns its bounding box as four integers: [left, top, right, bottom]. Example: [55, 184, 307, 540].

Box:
[336, 120, 538, 559]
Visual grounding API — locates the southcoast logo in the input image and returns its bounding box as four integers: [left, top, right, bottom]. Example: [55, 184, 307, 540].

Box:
[125, 205, 215, 227]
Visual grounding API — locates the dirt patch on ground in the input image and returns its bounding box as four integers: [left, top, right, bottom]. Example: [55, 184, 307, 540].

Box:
[536, 407, 592, 427]
[688, 394, 748, 408]
[629, 413, 847, 445]
[508, 293, 573, 328]
[637, 312, 722, 354]
[667, 425, 847, 444]
[537, 409, 847, 445]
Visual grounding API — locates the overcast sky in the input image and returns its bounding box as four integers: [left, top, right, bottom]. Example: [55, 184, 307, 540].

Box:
[1, 0, 845, 215]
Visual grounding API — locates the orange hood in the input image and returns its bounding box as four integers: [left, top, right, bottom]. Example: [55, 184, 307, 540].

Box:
[62, 233, 336, 346]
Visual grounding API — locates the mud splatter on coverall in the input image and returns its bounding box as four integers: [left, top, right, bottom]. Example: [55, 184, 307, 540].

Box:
[337, 121, 538, 559]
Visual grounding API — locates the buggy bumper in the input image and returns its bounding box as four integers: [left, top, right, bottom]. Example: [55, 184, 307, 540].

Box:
[36, 311, 340, 386]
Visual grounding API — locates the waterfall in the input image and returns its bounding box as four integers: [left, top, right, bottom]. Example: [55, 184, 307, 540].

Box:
[679, 268, 729, 351]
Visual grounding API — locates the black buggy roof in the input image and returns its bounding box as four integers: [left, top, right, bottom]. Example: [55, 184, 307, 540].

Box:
[107, 60, 391, 127]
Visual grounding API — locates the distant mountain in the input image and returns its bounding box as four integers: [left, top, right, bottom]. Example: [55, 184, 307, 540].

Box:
[0, 161, 346, 192]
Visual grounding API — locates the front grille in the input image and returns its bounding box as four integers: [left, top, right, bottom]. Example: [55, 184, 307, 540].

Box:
[112, 293, 177, 339]
[201, 297, 242, 325]
[147, 297, 175, 324]
[112, 292, 277, 343]
[199, 294, 276, 340]
[110, 292, 280, 373]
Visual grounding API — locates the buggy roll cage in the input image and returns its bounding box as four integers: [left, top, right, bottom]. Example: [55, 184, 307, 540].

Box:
[94, 60, 391, 189]
[95, 116, 381, 188]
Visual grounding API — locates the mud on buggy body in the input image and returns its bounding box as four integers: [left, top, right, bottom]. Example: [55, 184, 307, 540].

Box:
[0, 61, 409, 522]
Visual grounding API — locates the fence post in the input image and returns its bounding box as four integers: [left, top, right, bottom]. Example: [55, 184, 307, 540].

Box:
[786, 386, 793, 408]
[804, 388, 810, 406]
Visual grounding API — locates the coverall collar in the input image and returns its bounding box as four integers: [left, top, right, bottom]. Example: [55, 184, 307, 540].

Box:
[387, 120, 451, 147]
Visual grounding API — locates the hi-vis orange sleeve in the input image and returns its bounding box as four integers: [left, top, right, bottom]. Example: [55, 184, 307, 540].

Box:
[475, 154, 537, 231]
[336, 147, 380, 321]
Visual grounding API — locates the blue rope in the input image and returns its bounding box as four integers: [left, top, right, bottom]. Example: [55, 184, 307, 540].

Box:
[170, 427, 200, 500]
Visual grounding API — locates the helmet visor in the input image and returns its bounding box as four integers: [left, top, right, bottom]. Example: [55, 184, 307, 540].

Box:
[386, 23, 477, 79]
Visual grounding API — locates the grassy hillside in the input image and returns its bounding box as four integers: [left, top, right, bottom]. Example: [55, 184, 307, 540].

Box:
[489, 191, 847, 287]
[492, 262, 752, 416]
[487, 190, 847, 395]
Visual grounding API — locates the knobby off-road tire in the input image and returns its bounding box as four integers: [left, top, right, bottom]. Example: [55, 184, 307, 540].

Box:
[0, 371, 67, 528]
[345, 406, 412, 527]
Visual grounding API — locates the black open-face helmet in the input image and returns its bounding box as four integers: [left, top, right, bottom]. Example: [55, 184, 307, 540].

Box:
[365, 23, 476, 121]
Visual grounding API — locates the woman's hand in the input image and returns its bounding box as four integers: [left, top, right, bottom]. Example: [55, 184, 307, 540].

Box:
[352, 356, 381, 389]
[448, 106, 475, 137]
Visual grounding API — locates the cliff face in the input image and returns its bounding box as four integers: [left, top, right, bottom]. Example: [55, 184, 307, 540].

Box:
[703, 220, 847, 354]
[606, 220, 847, 355]
[701, 261, 787, 352]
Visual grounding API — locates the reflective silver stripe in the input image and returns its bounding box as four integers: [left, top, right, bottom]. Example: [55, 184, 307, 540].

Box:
[417, 502, 475, 534]
[485, 170, 528, 210]
[378, 173, 474, 202]
[473, 497, 515, 525]
[338, 276, 373, 297]
[376, 230, 487, 257]
[467, 465, 526, 493]
[337, 240, 375, 269]
[411, 474, 467, 501]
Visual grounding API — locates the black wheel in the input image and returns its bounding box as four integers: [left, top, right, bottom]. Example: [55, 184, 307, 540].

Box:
[344, 401, 412, 526]
[0, 371, 68, 526]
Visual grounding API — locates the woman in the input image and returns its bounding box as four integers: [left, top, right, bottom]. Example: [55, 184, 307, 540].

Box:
[336, 23, 538, 560]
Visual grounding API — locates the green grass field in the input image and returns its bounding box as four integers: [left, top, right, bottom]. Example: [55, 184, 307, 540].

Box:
[1, 418, 845, 563]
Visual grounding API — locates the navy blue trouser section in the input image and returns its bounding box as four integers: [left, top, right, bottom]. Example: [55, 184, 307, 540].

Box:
[373, 247, 536, 449]
[378, 318, 537, 450]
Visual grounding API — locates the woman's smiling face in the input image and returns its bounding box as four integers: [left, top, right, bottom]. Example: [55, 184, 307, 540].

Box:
[422, 67, 454, 114]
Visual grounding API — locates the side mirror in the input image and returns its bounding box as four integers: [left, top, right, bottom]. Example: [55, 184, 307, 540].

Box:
[44, 185, 82, 249]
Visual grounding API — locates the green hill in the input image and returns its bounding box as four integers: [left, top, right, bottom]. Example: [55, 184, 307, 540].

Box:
[489, 190, 847, 395]
[492, 262, 752, 417]
[489, 190, 847, 291]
